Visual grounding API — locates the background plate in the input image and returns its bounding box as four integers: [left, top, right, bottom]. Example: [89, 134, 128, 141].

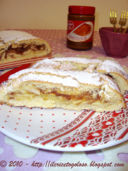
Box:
[0, 54, 51, 70]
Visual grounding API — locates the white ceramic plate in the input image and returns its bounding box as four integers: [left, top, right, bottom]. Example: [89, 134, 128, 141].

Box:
[0, 92, 128, 152]
[0, 66, 128, 152]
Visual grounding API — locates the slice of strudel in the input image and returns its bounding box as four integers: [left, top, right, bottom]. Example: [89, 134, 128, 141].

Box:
[0, 57, 127, 111]
[0, 30, 51, 63]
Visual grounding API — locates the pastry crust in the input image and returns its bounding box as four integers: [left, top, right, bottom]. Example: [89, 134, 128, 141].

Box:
[0, 57, 128, 111]
[97, 60, 128, 93]
[0, 30, 51, 63]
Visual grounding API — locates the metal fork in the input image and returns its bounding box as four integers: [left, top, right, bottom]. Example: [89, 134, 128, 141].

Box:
[123, 11, 128, 33]
[110, 10, 117, 32]
[123, 26, 128, 33]
[119, 11, 128, 33]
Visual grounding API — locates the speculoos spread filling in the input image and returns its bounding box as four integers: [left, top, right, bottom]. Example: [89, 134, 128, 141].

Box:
[0, 43, 45, 59]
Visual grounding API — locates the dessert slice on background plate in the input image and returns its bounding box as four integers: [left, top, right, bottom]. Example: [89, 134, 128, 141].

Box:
[0, 30, 51, 69]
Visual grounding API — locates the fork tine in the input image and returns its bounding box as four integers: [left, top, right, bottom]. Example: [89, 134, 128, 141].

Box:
[110, 10, 112, 17]
[110, 10, 113, 18]
[121, 11, 124, 19]
[114, 11, 117, 18]
[123, 11, 126, 18]
[110, 10, 114, 17]
[123, 11, 128, 33]
[126, 11, 128, 19]
[119, 10, 127, 32]
[112, 10, 114, 17]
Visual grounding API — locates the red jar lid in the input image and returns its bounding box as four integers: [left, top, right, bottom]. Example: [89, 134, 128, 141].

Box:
[69, 5, 95, 15]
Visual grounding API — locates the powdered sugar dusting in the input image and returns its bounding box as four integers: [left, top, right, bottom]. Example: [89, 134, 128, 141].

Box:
[98, 60, 128, 79]
[32, 57, 101, 68]
[9, 68, 105, 87]
[8, 58, 120, 92]
[18, 72, 79, 87]
[0, 30, 36, 44]
[32, 57, 128, 80]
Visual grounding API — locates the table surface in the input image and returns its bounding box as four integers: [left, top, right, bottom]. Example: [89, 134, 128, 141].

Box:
[0, 29, 128, 171]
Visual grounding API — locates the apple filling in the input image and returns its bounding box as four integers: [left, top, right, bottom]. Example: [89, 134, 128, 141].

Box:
[1, 80, 119, 111]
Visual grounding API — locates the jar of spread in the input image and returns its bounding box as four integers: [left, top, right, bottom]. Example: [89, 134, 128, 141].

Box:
[67, 5, 95, 50]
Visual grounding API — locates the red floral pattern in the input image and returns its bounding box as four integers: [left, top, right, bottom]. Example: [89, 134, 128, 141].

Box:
[53, 91, 128, 148]
[30, 91, 128, 149]
[102, 118, 114, 129]
[87, 130, 103, 140]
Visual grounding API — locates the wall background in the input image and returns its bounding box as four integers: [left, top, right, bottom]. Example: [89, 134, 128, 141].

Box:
[0, 0, 127, 31]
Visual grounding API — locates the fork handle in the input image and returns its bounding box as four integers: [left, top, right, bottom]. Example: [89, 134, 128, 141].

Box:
[123, 26, 128, 33]
[113, 25, 117, 32]
[119, 26, 123, 33]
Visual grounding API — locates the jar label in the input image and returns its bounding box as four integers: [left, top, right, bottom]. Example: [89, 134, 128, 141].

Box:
[67, 20, 94, 42]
